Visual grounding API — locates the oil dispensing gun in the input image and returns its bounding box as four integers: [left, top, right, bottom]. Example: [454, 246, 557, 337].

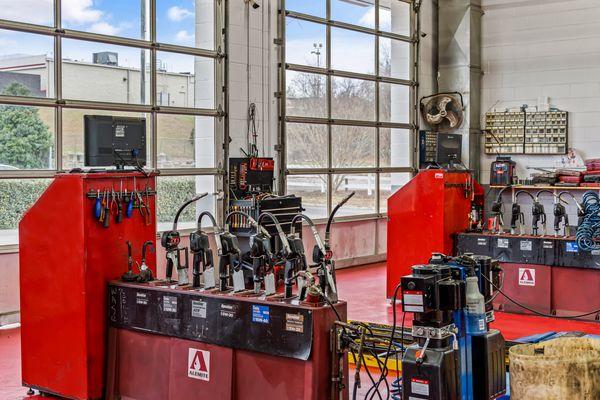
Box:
[289, 192, 355, 303]
[248, 226, 273, 295]
[189, 211, 221, 288]
[220, 211, 267, 292]
[251, 212, 292, 296]
[490, 186, 509, 234]
[160, 193, 208, 285]
[555, 191, 582, 237]
[513, 190, 535, 235]
[137, 241, 155, 282]
[256, 212, 292, 296]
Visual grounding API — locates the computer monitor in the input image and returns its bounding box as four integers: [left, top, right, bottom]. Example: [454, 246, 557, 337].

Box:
[84, 115, 146, 168]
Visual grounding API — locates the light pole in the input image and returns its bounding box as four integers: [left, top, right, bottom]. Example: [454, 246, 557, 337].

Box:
[311, 42, 323, 67]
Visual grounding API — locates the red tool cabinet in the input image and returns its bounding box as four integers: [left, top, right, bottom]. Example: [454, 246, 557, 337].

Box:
[19, 172, 157, 399]
[387, 170, 483, 298]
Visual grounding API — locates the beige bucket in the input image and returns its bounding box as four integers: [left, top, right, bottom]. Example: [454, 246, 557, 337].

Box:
[509, 337, 600, 400]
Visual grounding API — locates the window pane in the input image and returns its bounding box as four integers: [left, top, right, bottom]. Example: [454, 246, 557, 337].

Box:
[157, 114, 215, 168]
[286, 123, 327, 169]
[156, 51, 215, 109]
[62, 109, 150, 170]
[380, 128, 411, 167]
[0, 30, 54, 98]
[331, 0, 375, 28]
[380, 172, 411, 213]
[286, 174, 327, 219]
[62, 0, 143, 39]
[157, 0, 215, 50]
[331, 28, 375, 75]
[332, 126, 375, 168]
[332, 77, 375, 121]
[0, 105, 55, 170]
[380, 38, 410, 80]
[0, 0, 53, 26]
[62, 39, 150, 105]
[157, 175, 216, 231]
[332, 173, 376, 216]
[379, 82, 410, 123]
[379, 0, 410, 36]
[286, 0, 326, 18]
[286, 17, 326, 67]
[0, 179, 51, 245]
[286, 70, 327, 118]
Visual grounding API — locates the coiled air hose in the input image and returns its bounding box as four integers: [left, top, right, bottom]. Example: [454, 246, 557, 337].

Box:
[576, 191, 600, 251]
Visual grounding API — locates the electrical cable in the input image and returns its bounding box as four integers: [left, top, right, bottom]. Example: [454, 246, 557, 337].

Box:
[481, 273, 600, 319]
[366, 283, 402, 400]
[486, 268, 504, 305]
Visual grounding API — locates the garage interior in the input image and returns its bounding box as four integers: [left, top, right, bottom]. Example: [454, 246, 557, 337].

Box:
[0, 0, 599, 399]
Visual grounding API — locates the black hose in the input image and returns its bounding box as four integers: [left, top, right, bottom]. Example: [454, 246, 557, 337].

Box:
[172, 193, 208, 231]
[197, 211, 219, 230]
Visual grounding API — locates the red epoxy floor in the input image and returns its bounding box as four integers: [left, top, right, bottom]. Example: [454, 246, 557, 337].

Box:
[1, 262, 599, 399]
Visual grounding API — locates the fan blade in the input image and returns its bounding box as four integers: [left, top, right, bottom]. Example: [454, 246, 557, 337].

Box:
[426, 112, 445, 125]
[436, 96, 452, 113]
[445, 111, 460, 128]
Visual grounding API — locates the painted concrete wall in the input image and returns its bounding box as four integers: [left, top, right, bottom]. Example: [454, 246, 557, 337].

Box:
[480, 0, 600, 183]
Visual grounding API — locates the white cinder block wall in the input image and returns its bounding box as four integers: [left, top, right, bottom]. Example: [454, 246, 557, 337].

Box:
[480, 0, 600, 183]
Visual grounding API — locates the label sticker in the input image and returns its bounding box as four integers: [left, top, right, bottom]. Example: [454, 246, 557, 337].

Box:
[435, 172, 444, 179]
[232, 270, 245, 292]
[163, 296, 177, 313]
[136, 292, 148, 305]
[518, 268, 536, 286]
[204, 267, 216, 289]
[188, 348, 210, 381]
[477, 238, 488, 246]
[592, 250, 600, 256]
[404, 305, 424, 313]
[520, 240, 532, 251]
[566, 242, 578, 252]
[411, 378, 430, 396]
[543, 241, 553, 249]
[403, 290, 424, 306]
[220, 303, 237, 318]
[497, 238, 509, 248]
[252, 305, 270, 324]
[264, 273, 276, 295]
[192, 300, 207, 319]
[286, 313, 304, 333]
[115, 125, 126, 137]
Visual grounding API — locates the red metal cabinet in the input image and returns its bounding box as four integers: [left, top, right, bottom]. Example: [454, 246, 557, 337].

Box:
[387, 170, 481, 298]
[493, 263, 552, 315]
[19, 172, 157, 399]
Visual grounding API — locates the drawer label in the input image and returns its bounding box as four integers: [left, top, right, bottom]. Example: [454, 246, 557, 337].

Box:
[497, 238, 509, 248]
[520, 240, 532, 251]
[163, 296, 177, 313]
[192, 300, 207, 319]
[285, 313, 304, 333]
[252, 305, 270, 324]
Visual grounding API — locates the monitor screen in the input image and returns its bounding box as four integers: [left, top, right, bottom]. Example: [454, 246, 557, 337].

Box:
[84, 115, 146, 168]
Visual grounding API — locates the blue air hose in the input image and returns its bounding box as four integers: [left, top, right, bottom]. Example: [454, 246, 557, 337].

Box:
[576, 191, 600, 251]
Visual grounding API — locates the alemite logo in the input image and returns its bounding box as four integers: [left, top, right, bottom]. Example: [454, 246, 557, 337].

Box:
[188, 348, 210, 381]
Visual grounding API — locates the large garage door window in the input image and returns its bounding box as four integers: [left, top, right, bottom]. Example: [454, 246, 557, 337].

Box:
[279, 0, 415, 219]
[0, 0, 225, 243]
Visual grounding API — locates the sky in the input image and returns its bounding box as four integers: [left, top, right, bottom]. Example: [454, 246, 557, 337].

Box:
[0, 0, 408, 75]
[0, 0, 208, 72]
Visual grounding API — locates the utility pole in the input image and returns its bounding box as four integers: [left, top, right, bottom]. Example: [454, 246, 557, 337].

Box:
[311, 42, 323, 67]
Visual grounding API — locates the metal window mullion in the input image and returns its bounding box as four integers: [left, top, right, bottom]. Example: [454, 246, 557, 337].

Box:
[55, 0, 62, 172]
[150, 0, 157, 170]
[285, 63, 414, 86]
[217, 0, 227, 222]
[326, 0, 332, 216]
[375, 0, 381, 214]
[284, 11, 412, 43]
[278, 0, 287, 195]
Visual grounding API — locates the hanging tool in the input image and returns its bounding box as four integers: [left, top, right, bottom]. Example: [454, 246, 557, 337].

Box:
[555, 191, 582, 237]
[514, 190, 535, 235]
[102, 189, 110, 228]
[94, 189, 102, 219]
[137, 241, 155, 282]
[248, 227, 273, 294]
[160, 193, 209, 284]
[122, 241, 138, 282]
[256, 212, 292, 296]
[124, 188, 134, 218]
[190, 211, 221, 288]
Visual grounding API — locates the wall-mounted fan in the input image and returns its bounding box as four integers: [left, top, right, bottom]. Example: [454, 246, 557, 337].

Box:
[420, 92, 465, 133]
